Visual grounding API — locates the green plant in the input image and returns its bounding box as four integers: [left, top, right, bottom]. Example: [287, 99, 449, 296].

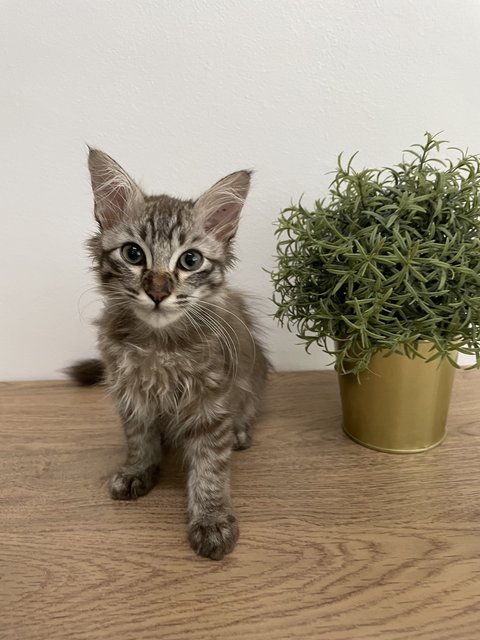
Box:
[271, 133, 480, 374]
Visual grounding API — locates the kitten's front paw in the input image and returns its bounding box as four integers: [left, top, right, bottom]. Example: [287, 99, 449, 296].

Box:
[109, 466, 158, 500]
[188, 513, 239, 560]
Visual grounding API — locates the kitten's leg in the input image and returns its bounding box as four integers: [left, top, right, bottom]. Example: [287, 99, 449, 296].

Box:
[232, 394, 259, 451]
[110, 416, 161, 500]
[184, 421, 239, 560]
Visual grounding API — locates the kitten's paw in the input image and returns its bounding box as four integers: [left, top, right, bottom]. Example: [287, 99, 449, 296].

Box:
[188, 513, 239, 560]
[233, 429, 251, 451]
[109, 466, 158, 500]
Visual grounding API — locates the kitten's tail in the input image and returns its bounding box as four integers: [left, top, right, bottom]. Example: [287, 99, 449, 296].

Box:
[65, 359, 104, 386]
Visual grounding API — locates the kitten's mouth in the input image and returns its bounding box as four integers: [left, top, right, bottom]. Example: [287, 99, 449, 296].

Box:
[146, 303, 178, 315]
[133, 300, 183, 330]
[147, 306, 166, 315]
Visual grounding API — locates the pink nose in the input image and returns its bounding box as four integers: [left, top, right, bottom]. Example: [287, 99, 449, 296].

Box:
[143, 271, 173, 306]
[146, 288, 170, 305]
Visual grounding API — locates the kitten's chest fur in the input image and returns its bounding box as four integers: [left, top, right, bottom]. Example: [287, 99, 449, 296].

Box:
[98, 313, 227, 423]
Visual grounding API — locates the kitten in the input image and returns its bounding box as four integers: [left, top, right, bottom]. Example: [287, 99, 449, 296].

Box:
[68, 149, 269, 560]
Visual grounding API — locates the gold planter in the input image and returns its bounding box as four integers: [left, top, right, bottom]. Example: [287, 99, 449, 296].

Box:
[337, 342, 457, 453]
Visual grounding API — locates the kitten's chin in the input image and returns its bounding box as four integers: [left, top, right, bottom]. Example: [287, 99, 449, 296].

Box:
[133, 306, 183, 330]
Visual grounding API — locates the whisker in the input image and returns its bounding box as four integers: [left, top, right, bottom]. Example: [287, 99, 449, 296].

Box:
[188, 305, 235, 380]
[188, 305, 231, 373]
[196, 298, 257, 372]
[190, 303, 239, 381]
[182, 308, 215, 372]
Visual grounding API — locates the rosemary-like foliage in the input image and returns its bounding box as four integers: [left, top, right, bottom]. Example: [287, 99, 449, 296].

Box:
[271, 133, 480, 374]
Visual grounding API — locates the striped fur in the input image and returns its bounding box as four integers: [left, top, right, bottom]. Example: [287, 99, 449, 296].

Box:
[72, 150, 269, 559]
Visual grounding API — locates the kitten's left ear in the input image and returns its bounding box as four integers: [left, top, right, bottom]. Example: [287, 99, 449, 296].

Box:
[195, 170, 252, 242]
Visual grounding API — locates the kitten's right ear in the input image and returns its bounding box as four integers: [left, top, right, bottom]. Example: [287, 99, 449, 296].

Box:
[88, 148, 144, 229]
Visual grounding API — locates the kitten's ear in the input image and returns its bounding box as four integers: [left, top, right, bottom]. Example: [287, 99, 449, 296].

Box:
[88, 148, 144, 229]
[195, 170, 251, 242]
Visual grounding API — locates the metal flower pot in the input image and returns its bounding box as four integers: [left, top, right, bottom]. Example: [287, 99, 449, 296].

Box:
[337, 342, 457, 453]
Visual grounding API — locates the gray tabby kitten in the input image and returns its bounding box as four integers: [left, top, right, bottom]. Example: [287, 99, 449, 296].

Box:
[69, 149, 269, 560]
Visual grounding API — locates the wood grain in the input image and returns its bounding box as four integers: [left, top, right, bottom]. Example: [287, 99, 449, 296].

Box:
[1, 371, 479, 639]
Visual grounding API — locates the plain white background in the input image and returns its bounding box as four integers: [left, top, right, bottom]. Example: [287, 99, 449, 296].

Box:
[2, 0, 479, 380]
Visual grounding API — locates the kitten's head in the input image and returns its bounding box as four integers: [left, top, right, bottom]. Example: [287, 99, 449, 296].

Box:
[87, 149, 251, 329]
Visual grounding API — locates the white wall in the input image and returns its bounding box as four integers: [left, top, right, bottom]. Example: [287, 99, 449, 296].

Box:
[2, 0, 479, 380]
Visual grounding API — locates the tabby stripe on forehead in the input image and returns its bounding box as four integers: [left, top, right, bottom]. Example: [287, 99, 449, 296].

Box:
[165, 211, 180, 243]
[148, 217, 155, 244]
[138, 224, 148, 243]
[166, 222, 175, 243]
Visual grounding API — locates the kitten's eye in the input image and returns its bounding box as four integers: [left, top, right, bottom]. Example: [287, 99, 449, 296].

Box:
[178, 250, 204, 271]
[121, 243, 145, 265]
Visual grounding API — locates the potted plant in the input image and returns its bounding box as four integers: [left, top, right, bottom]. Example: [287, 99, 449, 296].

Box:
[271, 133, 480, 453]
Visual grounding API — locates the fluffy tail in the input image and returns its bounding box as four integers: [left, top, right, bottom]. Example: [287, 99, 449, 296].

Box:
[65, 359, 104, 386]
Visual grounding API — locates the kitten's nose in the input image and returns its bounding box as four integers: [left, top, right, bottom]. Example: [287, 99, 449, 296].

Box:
[146, 289, 170, 305]
[143, 271, 173, 306]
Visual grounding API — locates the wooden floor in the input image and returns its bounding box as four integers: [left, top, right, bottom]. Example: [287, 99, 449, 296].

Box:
[1, 371, 480, 640]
